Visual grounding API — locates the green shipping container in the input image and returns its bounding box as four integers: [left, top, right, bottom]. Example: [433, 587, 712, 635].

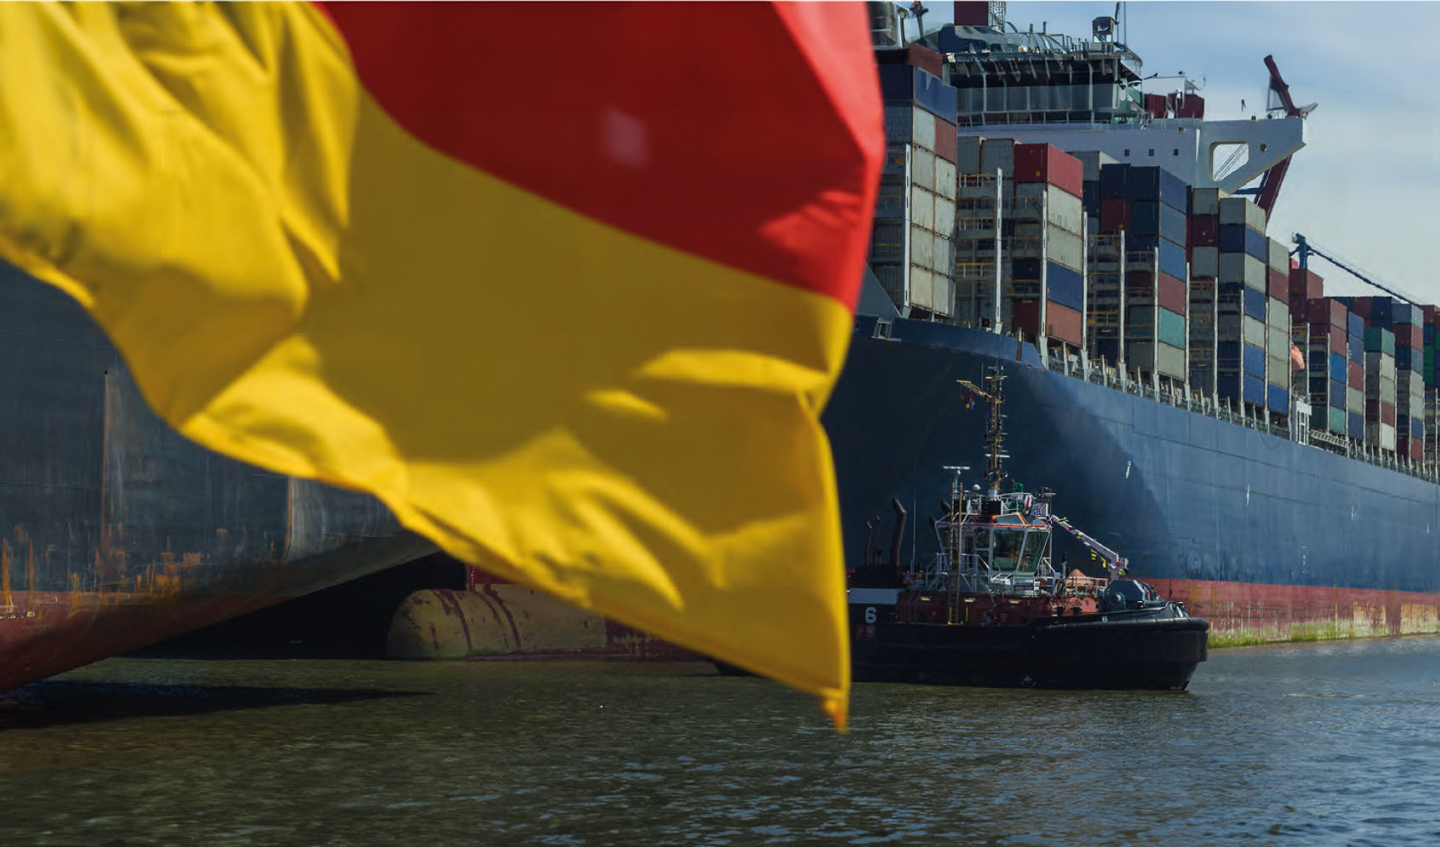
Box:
[1330, 407, 1347, 433]
[1158, 308, 1187, 349]
[1364, 326, 1396, 356]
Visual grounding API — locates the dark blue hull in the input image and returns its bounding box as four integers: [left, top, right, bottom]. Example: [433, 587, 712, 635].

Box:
[823, 319, 1440, 641]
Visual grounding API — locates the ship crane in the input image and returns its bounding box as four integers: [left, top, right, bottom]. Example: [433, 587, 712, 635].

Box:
[1045, 514, 1130, 577]
[1292, 233, 1421, 305]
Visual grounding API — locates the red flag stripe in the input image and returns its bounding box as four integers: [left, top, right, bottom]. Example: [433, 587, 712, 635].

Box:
[319, 1, 881, 307]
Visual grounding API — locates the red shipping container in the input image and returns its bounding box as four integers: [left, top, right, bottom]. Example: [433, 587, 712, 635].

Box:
[1384, 401, 1396, 427]
[1330, 330, 1346, 356]
[1188, 214, 1218, 249]
[1013, 143, 1084, 197]
[1011, 298, 1042, 340]
[1045, 300, 1084, 346]
[1348, 297, 1372, 321]
[875, 43, 946, 79]
[1289, 296, 1308, 320]
[1349, 361, 1363, 390]
[1143, 93, 1167, 119]
[1424, 305, 1439, 324]
[1175, 93, 1204, 119]
[1100, 198, 1131, 234]
[1157, 272, 1187, 314]
[933, 116, 958, 163]
[1366, 399, 1396, 426]
[1288, 268, 1323, 301]
[1126, 270, 1154, 297]
[1396, 322, 1422, 350]
[1307, 298, 1347, 328]
[1267, 268, 1287, 301]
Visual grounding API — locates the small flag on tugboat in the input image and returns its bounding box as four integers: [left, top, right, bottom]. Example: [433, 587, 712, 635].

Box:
[0, 2, 883, 724]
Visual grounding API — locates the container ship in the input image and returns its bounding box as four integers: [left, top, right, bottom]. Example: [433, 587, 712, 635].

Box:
[2, 2, 1438, 692]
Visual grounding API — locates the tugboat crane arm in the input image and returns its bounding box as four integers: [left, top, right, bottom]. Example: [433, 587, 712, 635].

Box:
[1046, 515, 1128, 573]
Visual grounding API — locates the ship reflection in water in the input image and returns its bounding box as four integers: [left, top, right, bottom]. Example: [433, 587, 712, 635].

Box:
[2, 639, 1439, 846]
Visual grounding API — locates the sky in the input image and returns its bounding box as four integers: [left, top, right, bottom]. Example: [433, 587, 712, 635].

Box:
[915, 1, 1440, 302]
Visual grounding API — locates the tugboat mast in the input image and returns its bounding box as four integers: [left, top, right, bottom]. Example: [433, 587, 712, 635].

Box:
[958, 368, 1009, 495]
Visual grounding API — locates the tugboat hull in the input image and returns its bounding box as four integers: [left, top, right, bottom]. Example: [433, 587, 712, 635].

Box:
[853, 612, 1209, 690]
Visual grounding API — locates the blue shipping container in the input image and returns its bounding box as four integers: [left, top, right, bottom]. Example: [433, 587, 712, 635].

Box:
[1348, 312, 1364, 337]
[1047, 262, 1084, 311]
[1120, 166, 1189, 212]
[1330, 352, 1346, 382]
[1083, 181, 1100, 213]
[1331, 377, 1346, 404]
[1243, 343, 1266, 377]
[1218, 372, 1241, 401]
[1244, 374, 1266, 406]
[1267, 382, 1289, 414]
[1129, 201, 1187, 245]
[1397, 346, 1417, 370]
[1244, 286, 1266, 321]
[1124, 235, 1187, 280]
[1218, 225, 1247, 254]
[1244, 227, 1267, 262]
[1426, 323, 1436, 344]
[1094, 337, 1120, 363]
[1349, 411, 1364, 438]
[1099, 163, 1129, 199]
[877, 65, 957, 120]
[1370, 297, 1393, 328]
[1414, 417, 1426, 438]
[1393, 302, 1423, 327]
[1348, 333, 1363, 363]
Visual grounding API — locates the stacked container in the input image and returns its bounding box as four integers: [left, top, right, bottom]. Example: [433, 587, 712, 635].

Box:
[1188, 187, 1223, 394]
[873, 62, 959, 317]
[1347, 311, 1365, 442]
[1216, 197, 1269, 410]
[1264, 238, 1292, 414]
[1093, 164, 1188, 379]
[1006, 143, 1086, 349]
[1382, 300, 1426, 460]
[1306, 298, 1349, 435]
[951, 136, 1006, 327]
[1364, 325, 1398, 454]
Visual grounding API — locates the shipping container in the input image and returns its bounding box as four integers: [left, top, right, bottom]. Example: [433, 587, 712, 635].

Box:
[1219, 252, 1266, 290]
[1364, 327, 1397, 356]
[877, 64, 958, 120]
[1347, 385, 1364, 411]
[980, 138, 1015, 177]
[1243, 343, 1265, 378]
[1046, 262, 1084, 311]
[884, 104, 939, 151]
[911, 185, 936, 230]
[1013, 143, 1084, 197]
[1100, 197, 1130, 233]
[1099, 162, 1129, 198]
[1191, 187, 1224, 217]
[1366, 422, 1398, 452]
[1015, 182, 1084, 235]
[1011, 299, 1083, 346]
[1157, 272, 1187, 314]
[1191, 246, 1218, 279]
[1125, 236, 1188, 281]
[1267, 268, 1287, 301]
[1267, 325, 1288, 362]
[1128, 341, 1186, 378]
[1266, 296, 1288, 330]
[1267, 237, 1290, 273]
[1348, 360, 1364, 390]
[1188, 215, 1218, 249]
[1128, 201, 1188, 245]
[1067, 149, 1118, 182]
[1288, 268, 1323, 301]
[934, 117, 958, 164]
[1267, 383, 1289, 414]
[1119, 165, 1188, 212]
[1218, 196, 1266, 231]
[1349, 410, 1365, 440]
[935, 158, 958, 202]
[956, 136, 983, 174]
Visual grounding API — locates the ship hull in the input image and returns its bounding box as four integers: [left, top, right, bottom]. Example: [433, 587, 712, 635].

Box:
[0, 262, 433, 692]
[823, 319, 1440, 645]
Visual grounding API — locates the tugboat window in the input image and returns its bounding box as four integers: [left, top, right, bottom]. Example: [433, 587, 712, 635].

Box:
[1020, 531, 1047, 573]
[991, 530, 1024, 571]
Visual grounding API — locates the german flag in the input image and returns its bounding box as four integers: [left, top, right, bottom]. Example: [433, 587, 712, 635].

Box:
[0, 3, 882, 721]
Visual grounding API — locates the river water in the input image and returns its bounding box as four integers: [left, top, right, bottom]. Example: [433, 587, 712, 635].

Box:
[2, 636, 1438, 846]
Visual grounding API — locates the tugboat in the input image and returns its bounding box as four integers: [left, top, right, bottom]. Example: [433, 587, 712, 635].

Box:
[846, 368, 1209, 690]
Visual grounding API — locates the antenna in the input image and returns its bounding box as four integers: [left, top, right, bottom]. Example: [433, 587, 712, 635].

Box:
[957, 366, 1009, 493]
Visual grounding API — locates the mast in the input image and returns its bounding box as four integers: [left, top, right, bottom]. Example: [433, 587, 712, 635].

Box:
[958, 367, 1009, 494]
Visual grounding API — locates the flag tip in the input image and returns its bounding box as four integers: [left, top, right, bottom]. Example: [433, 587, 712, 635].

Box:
[822, 694, 849, 732]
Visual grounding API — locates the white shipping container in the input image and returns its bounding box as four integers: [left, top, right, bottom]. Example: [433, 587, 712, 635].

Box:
[1068, 149, 1117, 182]
[1219, 252, 1266, 289]
[1347, 386, 1364, 412]
[911, 186, 936, 231]
[912, 107, 937, 151]
[1267, 325, 1288, 361]
[909, 267, 934, 311]
[933, 276, 954, 317]
[1244, 315, 1265, 347]
[1267, 297, 1289, 330]
[1191, 187, 1226, 217]
[980, 138, 1015, 177]
[1267, 237, 1289, 273]
[1366, 373, 1397, 402]
[910, 226, 934, 267]
[1191, 246, 1219, 279]
[956, 136, 983, 174]
[935, 196, 956, 237]
[1269, 354, 1287, 381]
[1007, 225, 1083, 271]
[931, 236, 954, 274]
[1365, 352, 1397, 383]
[1129, 342, 1187, 378]
[1367, 422, 1398, 452]
[1035, 183, 1085, 235]
[912, 147, 936, 191]
[1219, 196, 1267, 231]
[935, 158, 958, 201]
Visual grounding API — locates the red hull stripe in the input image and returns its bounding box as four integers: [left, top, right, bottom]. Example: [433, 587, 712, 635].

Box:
[318, 1, 882, 307]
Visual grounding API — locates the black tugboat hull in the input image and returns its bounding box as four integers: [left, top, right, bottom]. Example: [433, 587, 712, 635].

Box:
[852, 613, 1210, 691]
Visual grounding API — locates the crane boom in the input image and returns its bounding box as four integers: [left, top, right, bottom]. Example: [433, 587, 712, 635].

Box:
[1046, 514, 1129, 575]
[1293, 233, 1421, 306]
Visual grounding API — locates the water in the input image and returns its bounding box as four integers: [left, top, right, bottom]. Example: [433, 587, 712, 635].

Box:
[2, 637, 1439, 846]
